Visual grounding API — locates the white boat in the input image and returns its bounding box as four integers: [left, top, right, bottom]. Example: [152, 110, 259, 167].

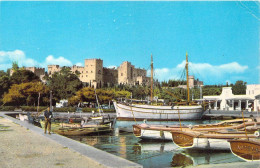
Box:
[114, 102, 203, 121]
[114, 53, 204, 121]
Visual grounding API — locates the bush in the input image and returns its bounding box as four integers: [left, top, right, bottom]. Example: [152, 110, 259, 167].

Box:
[21, 106, 48, 112]
[53, 107, 76, 112]
[0, 106, 16, 111]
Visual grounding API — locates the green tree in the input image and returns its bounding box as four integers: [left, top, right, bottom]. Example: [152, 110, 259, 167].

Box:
[12, 61, 19, 72]
[10, 69, 40, 85]
[47, 67, 83, 100]
[2, 82, 49, 106]
[232, 80, 247, 95]
[0, 71, 10, 100]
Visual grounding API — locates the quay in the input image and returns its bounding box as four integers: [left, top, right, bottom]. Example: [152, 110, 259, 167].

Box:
[0, 112, 142, 168]
[202, 109, 259, 119]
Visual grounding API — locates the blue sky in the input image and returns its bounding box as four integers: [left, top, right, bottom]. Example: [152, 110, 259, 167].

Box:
[0, 1, 259, 85]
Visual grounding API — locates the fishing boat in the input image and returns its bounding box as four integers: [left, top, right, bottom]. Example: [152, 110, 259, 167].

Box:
[54, 124, 112, 136]
[133, 118, 260, 141]
[171, 129, 259, 151]
[229, 138, 260, 161]
[40, 120, 112, 136]
[113, 53, 204, 121]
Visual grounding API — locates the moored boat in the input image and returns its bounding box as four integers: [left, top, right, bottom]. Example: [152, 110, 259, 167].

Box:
[114, 102, 204, 121]
[133, 118, 260, 141]
[40, 120, 112, 136]
[54, 124, 112, 136]
[171, 130, 259, 151]
[229, 138, 260, 161]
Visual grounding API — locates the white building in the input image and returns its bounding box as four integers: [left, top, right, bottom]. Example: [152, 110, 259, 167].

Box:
[203, 84, 260, 112]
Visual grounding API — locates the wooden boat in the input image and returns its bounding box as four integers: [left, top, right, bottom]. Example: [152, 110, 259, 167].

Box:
[54, 124, 112, 136]
[171, 129, 259, 150]
[133, 118, 260, 141]
[229, 138, 260, 161]
[114, 53, 204, 121]
[40, 120, 112, 136]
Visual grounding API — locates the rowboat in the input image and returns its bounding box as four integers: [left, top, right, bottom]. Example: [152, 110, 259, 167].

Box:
[54, 124, 112, 136]
[133, 118, 259, 141]
[171, 129, 259, 150]
[229, 138, 260, 161]
[39, 120, 112, 136]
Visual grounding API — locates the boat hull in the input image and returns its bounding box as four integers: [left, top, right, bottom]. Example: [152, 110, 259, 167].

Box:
[229, 139, 260, 161]
[171, 131, 256, 151]
[114, 101, 204, 121]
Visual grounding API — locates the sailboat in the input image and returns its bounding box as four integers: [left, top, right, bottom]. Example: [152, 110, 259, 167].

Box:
[113, 53, 204, 121]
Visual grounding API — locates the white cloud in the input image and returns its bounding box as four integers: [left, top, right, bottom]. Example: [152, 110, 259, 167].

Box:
[44, 55, 72, 66]
[0, 50, 76, 71]
[153, 60, 248, 84]
[0, 50, 38, 68]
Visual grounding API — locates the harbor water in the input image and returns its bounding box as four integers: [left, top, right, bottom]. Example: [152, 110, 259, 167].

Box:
[69, 120, 244, 168]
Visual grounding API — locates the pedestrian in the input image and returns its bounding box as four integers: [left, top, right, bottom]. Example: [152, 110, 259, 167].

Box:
[44, 107, 53, 134]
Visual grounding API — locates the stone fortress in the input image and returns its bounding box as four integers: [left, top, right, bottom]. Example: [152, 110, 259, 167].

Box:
[11, 58, 203, 89]
[47, 58, 150, 88]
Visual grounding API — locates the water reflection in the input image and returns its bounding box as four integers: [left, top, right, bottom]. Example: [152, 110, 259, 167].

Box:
[68, 120, 243, 168]
[172, 150, 243, 167]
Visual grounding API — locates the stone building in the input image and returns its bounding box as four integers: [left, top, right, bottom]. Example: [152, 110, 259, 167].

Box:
[46, 59, 150, 88]
[48, 65, 61, 75]
[83, 59, 103, 88]
[117, 61, 149, 86]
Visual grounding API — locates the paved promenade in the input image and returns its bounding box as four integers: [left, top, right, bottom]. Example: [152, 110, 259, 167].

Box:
[0, 113, 142, 168]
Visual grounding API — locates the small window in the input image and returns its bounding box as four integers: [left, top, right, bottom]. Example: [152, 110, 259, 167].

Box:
[121, 73, 123, 76]
[91, 71, 93, 73]
[86, 75, 88, 77]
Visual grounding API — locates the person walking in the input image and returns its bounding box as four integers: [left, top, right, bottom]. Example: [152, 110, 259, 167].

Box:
[44, 107, 53, 134]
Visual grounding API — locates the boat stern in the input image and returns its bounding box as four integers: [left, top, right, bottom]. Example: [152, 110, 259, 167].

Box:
[171, 131, 194, 148]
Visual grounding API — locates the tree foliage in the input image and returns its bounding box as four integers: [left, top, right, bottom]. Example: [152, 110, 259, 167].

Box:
[0, 71, 10, 101]
[10, 69, 40, 85]
[46, 67, 83, 100]
[2, 82, 49, 106]
[232, 80, 247, 95]
[69, 87, 131, 105]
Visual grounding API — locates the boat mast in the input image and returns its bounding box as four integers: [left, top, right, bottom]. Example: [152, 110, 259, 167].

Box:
[150, 54, 153, 102]
[186, 52, 190, 104]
